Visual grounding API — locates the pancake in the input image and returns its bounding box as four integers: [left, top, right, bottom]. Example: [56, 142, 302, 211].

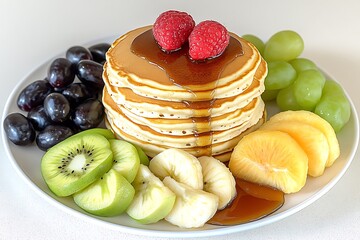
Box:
[103, 59, 266, 119]
[103, 88, 264, 146]
[102, 25, 267, 161]
[105, 113, 265, 162]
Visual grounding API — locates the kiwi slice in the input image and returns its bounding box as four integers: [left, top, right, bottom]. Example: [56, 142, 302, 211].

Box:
[126, 165, 176, 224]
[134, 144, 149, 166]
[109, 139, 140, 183]
[70, 128, 115, 140]
[41, 133, 113, 197]
[73, 169, 135, 216]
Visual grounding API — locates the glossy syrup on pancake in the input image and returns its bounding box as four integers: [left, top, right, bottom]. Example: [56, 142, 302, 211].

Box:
[130, 29, 245, 156]
[131, 29, 244, 90]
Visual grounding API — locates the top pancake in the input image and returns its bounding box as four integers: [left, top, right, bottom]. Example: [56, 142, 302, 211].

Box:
[105, 26, 265, 102]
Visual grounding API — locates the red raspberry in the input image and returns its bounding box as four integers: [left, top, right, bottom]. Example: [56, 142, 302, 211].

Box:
[188, 20, 230, 60]
[153, 10, 195, 52]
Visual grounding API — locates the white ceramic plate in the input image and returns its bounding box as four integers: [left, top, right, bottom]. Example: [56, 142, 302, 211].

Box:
[2, 37, 359, 238]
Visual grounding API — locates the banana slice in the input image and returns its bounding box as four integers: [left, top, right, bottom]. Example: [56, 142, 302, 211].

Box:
[149, 148, 203, 189]
[198, 156, 237, 210]
[163, 176, 219, 228]
[126, 165, 176, 224]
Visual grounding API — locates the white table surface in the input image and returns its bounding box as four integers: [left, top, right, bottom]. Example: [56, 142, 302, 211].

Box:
[1, 0, 360, 239]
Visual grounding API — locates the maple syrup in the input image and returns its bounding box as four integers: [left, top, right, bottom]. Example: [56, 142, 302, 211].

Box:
[208, 178, 284, 225]
[131, 29, 244, 90]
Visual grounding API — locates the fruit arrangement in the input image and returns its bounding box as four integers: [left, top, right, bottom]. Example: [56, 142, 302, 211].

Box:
[2, 9, 353, 229]
[3, 43, 111, 150]
[243, 31, 351, 132]
[41, 129, 236, 228]
[229, 110, 340, 193]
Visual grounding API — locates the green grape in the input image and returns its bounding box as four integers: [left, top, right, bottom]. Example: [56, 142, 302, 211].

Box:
[321, 79, 349, 100]
[293, 69, 325, 110]
[276, 84, 303, 111]
[263, 30, 304, 62]
[315, 100, 349, 132]
[242, 34, 265, 55]
[289, 58, 317, 73]
[261, 89, 279, 102]
[264, 61, 297, 90]
[314, 79, 351, 132]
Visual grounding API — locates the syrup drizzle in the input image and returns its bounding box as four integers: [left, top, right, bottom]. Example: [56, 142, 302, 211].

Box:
[208, 179, 284, 225]
[131, 29, 244, 155]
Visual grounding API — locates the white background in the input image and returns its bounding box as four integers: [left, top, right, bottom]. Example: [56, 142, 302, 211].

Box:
[1, 0, 360, 239]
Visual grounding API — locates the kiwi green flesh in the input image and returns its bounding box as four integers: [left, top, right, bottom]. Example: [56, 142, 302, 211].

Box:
[73, 169, 135, 217]
[41, 133, 113, 197]
[134, 145, 150, 166]
[126, 165, 176, 224]
[109, 139, 140, 183]
[69, 128, 115, 141]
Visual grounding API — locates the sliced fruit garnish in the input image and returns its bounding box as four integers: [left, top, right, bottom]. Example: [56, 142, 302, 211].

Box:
[229, 130, 308, 194]
[73, 128, 115, 140]
[133, 144, 150, 166]
[73, 169, 135, 216]
[260, 120, 329, 177]
[109, 139, 140, 183]
[198, 156, 237, 209]
[126, 165, 176, 224]
[149, 148, 203, 189]
[41, 133, 113, 197]
[267, 110, 340, 167]
[163, 176, 219, 228]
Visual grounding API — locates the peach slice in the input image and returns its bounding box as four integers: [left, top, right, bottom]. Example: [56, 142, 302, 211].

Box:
[260, 120, 329, 177]
[267, 110, 340, 167]
[229, 130, 308, 194]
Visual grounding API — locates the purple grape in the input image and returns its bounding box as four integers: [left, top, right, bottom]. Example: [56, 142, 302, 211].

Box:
[61, 83, 93, 106]
[72, 99, 104, 130]
[27, 105, 53, 131]
[66, 46, 93, 66]
[48, 58, 75, 88]
[3, 113, 35, 146]
[17, 80, 52, 111]
[36, 125, 73, 151]
[43, 92, 71, 123]
[76, 60, 104, 90]
[88, 43, 110, 63]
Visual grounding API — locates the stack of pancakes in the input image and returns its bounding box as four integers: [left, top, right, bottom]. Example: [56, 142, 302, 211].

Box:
[102, 26, 267, 161]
